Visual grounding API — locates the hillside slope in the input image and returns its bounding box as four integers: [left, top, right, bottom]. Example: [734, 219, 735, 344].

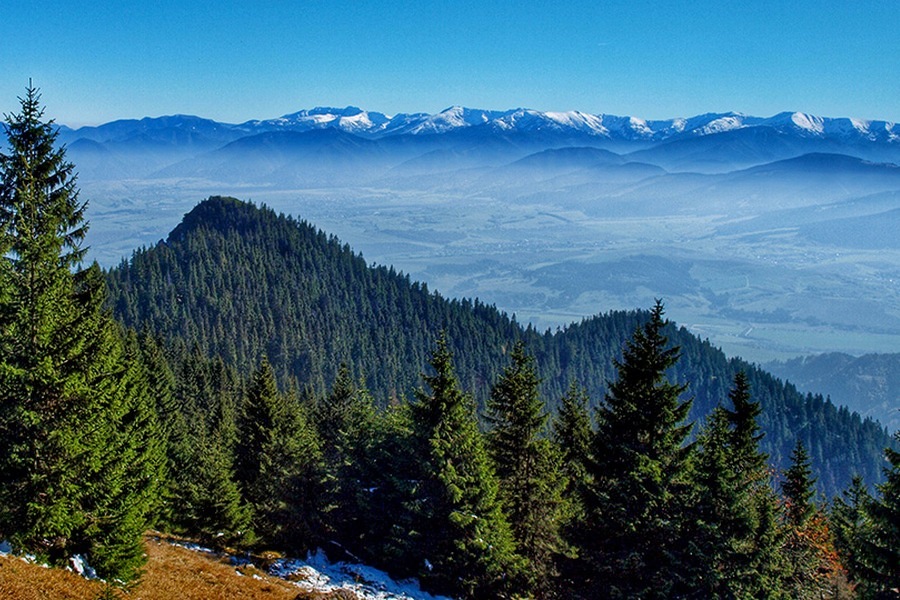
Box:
[0, 537, 301, 600]
[766, 352, 900, 432]
[105, 196, 894, 496]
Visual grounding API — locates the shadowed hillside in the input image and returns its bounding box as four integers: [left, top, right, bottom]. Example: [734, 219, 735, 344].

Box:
[105, 196, 894, 496]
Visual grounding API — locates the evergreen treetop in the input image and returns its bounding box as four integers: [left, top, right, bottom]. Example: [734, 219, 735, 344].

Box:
[407, 333, 522, 598]
[863, 432, 900, 594]
[783, 441, 817, 527]
[581, 301, 696, 597]
[724, 370, 768, 479]
[0, 84, 86, 268]
[0, 85, 163, 582]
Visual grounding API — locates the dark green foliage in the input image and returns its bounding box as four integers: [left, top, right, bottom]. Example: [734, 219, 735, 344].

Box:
[486, 341, 569, 597]
[863, 432, 900, 596]
[0, 86, 164, 582]
[690, 406, 748, 596]
[579, 301, 695, 598]
[162, 350, 249, 546]
[104, 197, 894, 497]
[552, 381, 593, 508]
[783, 441, 817, 527]
[831, 475, 874, 592]
[353, 402, 421, 570]
[779, 441, 844, 598]
[236, 358, 322, 551]
[404, 334, 522, 598]
[688, 373, 784, 598]
[313, 364, 378, 553]
[725, 371, 767, 478]
[81, 328, 168, 581]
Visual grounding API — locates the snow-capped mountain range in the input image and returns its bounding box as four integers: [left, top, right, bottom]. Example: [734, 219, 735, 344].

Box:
[240, 106, 900, 143]
[48, 103, 900, 372]
[60, 106, 900, 145]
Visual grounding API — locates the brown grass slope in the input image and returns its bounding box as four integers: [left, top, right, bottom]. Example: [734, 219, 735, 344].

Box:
[0, 536, 357, 600]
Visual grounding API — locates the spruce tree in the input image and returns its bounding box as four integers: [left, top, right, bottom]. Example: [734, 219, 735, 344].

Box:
[688, 372, 788, 598]
[690, 406, 744, 596]
[405, 333, 522, 599]
[0, 85, 164, 581]
[552, 381, 593, 499]
[830, 475, 874, 593]
[165, 351, 249, 547]
[579, 301, 694, 598]
[486, 341, 568, 597]
[552, 382, 595, 593]
[314, 364, 376, 552]
[863, 432, 900, 596]
[724, 370, 766, 479]
[236, 358, 322, 551]
[783, 441, 817, 528]
[780, 441, 844, 598]
[724, 372, 786, 598]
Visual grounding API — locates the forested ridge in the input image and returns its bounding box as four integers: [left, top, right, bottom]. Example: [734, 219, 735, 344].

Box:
[3, 88, 899, 598]
[106, 195, 892, 497]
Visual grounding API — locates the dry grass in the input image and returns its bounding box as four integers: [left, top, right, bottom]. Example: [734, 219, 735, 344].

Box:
[0, 553, 101, 599]
[0, 535, 359, 600]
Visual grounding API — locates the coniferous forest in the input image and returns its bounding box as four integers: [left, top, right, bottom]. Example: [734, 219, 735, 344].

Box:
[2, 87, 899, 598]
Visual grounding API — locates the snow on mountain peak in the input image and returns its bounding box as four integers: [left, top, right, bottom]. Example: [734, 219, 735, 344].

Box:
[790, 112, 825, 134]
[544, 111, 610, 135]
[849, 117, 870, 133]
[401, 106, 501, 134]
[698, 115, 747, 135]
[87, 106, 898, 146]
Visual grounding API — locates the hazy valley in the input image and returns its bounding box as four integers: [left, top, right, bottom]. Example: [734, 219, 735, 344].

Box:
[65, 106, 900, 365]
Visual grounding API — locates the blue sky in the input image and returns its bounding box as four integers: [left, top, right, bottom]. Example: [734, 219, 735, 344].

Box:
[2, 0, 897, 126]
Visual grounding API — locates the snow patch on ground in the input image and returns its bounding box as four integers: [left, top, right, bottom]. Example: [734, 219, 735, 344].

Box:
[0, 539, 56, 571]
[69, 554, 99, 579]
[169, 540, 217, 554]
[242, 549, 451, 600]
[158, 538, 448, 600]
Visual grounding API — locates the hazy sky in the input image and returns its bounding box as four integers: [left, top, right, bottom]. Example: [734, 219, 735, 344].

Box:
[2, 0, 897, 126]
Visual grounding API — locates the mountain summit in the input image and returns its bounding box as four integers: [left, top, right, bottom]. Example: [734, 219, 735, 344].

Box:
[60, 106, 900, 145]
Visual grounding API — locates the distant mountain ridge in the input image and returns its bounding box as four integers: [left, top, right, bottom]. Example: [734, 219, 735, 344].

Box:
[56, 106, 900, 184]
[59, 106, 900, 146]
[765, 352, 900, 432]
[55, 104, 900, 368]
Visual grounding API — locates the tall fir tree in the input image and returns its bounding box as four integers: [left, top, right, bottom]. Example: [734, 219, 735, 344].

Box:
[405, 333, 522, 599]
[164, 351, 249, 547]
[724, 372, 787, 598]
[688, 372, 787, 598]
[236, 358, 322, 551]
[862, 432, 900, 597]
[551, 381, 595, 593]
[780, 441, 845, 598]
[486, 341, 569, 598]
[724, 371, 767, 479]
[552, 380, 593, 503]
[579, 301, 695, 598]
[830, 475, 875, 595]
[0, 85, 165, 582]
[313, 363, 377, 552]
[782, 441, 817, 529]
[690, 405, 746, 596]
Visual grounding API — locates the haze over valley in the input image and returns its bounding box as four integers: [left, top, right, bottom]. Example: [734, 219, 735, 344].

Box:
[65, 106, 900, 364]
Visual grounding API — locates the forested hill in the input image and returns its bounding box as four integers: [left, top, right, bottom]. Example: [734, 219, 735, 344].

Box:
[105, 196, 892, 496]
